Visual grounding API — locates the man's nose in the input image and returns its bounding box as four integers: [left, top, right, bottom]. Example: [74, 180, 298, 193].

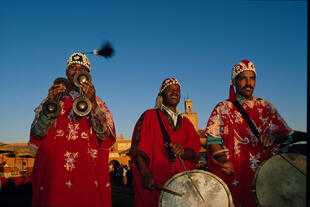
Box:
[246, 78, 253, 85]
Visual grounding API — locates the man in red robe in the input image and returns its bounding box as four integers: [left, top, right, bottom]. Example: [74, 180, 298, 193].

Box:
[205, 60, 293, 207]
[131, 78, 201, 207]
[29, 52, 116, 207]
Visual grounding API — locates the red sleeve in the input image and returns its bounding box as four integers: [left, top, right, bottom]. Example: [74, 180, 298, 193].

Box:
[131, 110, 156, 163]
[97, 97, 116, 149]
[29, 132, 42, 149]
[182, 117, 201, 155]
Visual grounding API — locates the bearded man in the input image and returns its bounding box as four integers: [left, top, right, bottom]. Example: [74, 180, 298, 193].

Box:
[205, 59, 293, 207]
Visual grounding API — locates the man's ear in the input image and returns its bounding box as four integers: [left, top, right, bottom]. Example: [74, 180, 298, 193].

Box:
[232, 79, 236, 86]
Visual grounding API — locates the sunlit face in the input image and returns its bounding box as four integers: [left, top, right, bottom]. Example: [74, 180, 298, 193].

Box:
[233, 70, 256, 100]
[162, 84, 181, 107]
[66, 64, 89, 83]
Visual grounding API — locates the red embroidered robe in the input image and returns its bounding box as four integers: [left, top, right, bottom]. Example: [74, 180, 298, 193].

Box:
[29, 92, 116, 207]
[205, 97, 292, 207]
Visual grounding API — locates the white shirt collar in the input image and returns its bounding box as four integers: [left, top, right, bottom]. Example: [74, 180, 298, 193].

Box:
[160, 104, 182, 126]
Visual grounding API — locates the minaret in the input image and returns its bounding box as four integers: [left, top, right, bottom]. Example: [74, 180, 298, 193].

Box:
[183, 98, 198, 132]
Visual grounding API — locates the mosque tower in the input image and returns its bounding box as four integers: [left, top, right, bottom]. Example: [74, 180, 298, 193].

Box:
[183, 98, 198, 132]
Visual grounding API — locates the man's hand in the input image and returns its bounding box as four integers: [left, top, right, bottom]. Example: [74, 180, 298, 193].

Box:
[260, 132, 287, 147]
[48, 83, 66, 100]
[260, 133, 276, 147]
[170, 143, 184, 157]
[79, 80, 97, 109]
[135, 155, 155, 191]
[221, 161, 234, 176]
[140, 168, 155, 191]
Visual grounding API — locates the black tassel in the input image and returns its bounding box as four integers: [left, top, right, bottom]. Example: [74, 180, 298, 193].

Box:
[93, 42, 114, 57]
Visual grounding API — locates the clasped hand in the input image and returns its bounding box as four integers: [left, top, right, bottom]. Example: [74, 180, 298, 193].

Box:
[260, 133, 277, 147]
[48, 83, 66, 100]
[169, 143, 184, 157]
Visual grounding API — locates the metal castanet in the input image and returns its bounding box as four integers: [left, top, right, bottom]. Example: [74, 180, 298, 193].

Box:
[43, 77, 69, 119]
[158, 169, 233, 207]
[73, 71, 92, 88]
[72, 71, 92, 117]
[72, 96, 92, 117]
[252, 153, 306, 207]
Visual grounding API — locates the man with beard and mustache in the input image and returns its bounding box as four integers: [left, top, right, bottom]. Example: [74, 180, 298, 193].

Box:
[204, 59, 293, 207]
[131, 78, 201, 207]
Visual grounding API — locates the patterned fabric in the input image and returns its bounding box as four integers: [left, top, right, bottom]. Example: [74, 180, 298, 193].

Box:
[67, 52, 91, 71]
[131, 108, 201, 207]
[205, 96, 292, 207]
[231, 59, 256, 81]
[29, 91, 116, 207]
[159, 78, 181, 94]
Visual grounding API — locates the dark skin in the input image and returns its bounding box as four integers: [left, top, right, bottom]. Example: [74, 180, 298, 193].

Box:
[48, 64, 98, 113]
[47, 64, 110, 137]
[135, 84, 196, 191]
[211, 70, 288, 176]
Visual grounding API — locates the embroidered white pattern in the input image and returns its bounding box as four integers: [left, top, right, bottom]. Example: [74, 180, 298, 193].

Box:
[233, 129, 249, 145]
[67, 123, 79, 141]
[64, 151, 79, 172]
[56, 130, 64, 137]
[88, 147, 98, 159]
[223, 126, 229, 136]
[247, 128, 259, 147]
[66, 180, 72, 188]
[249, 153, 260, 172]
[234, 111, 243, 124]
[81, 132, 89, 139]
[234, 142, 241, 157]
[232, 179, 239, 186]
[67, 110, 78, 123]
[268, 120, 279, 133]
[245, 101, 254, 109]
[60, 101, 65, 115]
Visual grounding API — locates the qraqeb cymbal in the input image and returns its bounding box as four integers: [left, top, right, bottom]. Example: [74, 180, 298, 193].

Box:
[43, 77, 69, 119]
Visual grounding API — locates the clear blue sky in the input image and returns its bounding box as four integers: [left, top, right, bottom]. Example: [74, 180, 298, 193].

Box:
[0, 0, 307, 143]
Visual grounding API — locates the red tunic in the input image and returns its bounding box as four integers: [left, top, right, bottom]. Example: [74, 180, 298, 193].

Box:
[29, 92, 116, 207]
[205, 97, 292, 207]
[131, 109, 201, 207]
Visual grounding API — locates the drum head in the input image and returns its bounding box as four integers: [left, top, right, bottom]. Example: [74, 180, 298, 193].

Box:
[159, 170, 233, 207]
[253, 153, 306, 207]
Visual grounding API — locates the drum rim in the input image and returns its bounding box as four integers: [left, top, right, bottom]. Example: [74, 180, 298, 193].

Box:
[158, 169, 233, 207]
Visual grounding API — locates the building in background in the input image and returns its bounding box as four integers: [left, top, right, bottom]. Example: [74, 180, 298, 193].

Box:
[0, 98, 207, 180]
[109, 134, 131, 167]
[183, 98, 207, 168]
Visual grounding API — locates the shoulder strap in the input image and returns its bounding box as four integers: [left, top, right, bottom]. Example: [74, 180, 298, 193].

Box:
[156, 109, 176, 162]
[232, 101, 260, 139]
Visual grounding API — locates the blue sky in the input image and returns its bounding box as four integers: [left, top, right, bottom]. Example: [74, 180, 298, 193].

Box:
[0, 0, 307, 143]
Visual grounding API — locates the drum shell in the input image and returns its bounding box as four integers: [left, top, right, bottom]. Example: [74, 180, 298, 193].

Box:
[252, 153, 306, 207]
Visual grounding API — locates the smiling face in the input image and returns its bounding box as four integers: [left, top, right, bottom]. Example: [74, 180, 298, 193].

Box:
[233, 70, 256, 100]
[162, 84, 181, 109]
